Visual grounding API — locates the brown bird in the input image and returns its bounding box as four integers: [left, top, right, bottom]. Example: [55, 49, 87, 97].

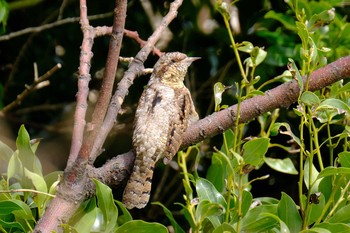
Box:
[122, 52, 199, 209]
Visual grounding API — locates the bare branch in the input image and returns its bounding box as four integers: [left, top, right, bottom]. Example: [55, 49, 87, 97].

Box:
[0, 12, 113, 42]
[89, 0, 184, 161]
[182, 55, 350, 147]
[91, 55, 350, 186]
[0, 63, 61, 115]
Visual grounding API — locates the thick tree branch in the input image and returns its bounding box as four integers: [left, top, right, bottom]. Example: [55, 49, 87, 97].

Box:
[94, 55, 350, 187]
[182, 55, 350, 147]
[80, 0, 127, 161]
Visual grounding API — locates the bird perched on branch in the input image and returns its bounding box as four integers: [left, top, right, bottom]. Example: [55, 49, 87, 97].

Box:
[122, 52, 199, 209]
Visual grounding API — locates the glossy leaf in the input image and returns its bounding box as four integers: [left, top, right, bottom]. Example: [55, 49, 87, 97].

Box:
[313, 222, 350, 232]
[93, 179, 118, 231]
[195, 200, 224, 223]
[304, 157, 319, 192]
[264, 157, 298, 175]
[318, 98, 350, 115]
[206, 152, 226, 193]
[74, 207, 98, 232]
[265, 10, 296, 31]
[0, 139, 13, 168]
[278, 192, 302, 232]
[339, 152, 350, 168]
[288, 58, 303, 92]
[237, 41, 254, 53]
[328, 205, 350, 224]
[153, 202, 185, 233]
[115, 220, 168, 233]
[214, 82, 227, 111]
[16, 125, 43, 176]
[242, 138, 269, 167]
[301, 91, 320, 106]
[212, 222, 237, 233]
[115, 200, 133, 225]
[316, 167, 350, 180]
[196, 178, 226, 227]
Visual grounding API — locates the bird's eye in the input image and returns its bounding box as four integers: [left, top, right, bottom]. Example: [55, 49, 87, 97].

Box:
[170, 59, 177, 63]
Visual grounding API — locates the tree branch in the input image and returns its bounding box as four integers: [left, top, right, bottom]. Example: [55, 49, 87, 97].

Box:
[93, 55, 350, 188]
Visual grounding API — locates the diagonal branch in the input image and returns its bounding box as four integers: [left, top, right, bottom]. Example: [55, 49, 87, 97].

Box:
[182, 55, 350, 147]
[89, 0, 184, 161]
[94, 55, 350, 186]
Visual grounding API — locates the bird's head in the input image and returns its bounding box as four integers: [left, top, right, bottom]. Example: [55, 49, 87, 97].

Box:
[152, 52, 200, 86]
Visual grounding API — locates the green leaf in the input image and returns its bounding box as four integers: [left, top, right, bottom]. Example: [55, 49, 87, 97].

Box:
[278, 192, 302, 232]
[214, 82, 228, 111]
[336, 82, 350, 95]
[313, 222, 350, 232]
[152, 202, 185, 233]
[242, 138, 269, 167]
[244, 47, 267, 67]
[195, 199, 224, 224]
[115, 200, 133, 225]
[316, 167, 350, 180]
[304, 157, 319, 192]
[74, 206, 98, 232]
[241, 205, 279, 232]
[206, 152, 226, 193]
[212, 222, 237, 233]
[16, 125, 43, 176]
[301, 91, 320, 106]
[196, 178, 226, 207]
[93, 179, 118, 231]
[339, 152, 350, 168]
[115, 220, 168, 233]
[237, 41, 254, 53]
[288, 58, 303, 92]
[240, 190, 253, 218]
[196, 178, 226, 227]
[318, 98, 350, 115]
[328, 204, 350, 224]
[0, 0, 9, 30]
[0, 199, 32, 217]
[265, 10, 296, 31]
[264, 157, 298, 175]
[0, 139, 14, 168]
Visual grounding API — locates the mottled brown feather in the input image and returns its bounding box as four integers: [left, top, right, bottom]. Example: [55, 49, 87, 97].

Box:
[122, 52, 199, 209]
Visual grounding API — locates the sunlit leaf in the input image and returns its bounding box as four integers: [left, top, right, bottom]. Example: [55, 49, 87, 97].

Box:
[93, 179, 118, 231]
[264, 157, 298, 175]
[278, 192, 302, 232]
[153, 202, 185, 233]
[115, 220, 168, 233]
[304, 157, 319, 192]
[328, 204, 350, 224]
[212, 223, 237, 233]
[265, 10, 296, 31]
[318, 98, 350, 115]
[242, 138, 269, 168]
[301, 91, 320, 106]
[339, 152, 350, 168]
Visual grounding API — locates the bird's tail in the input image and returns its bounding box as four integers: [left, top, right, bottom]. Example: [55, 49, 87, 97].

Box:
[122, 157, 156, 209]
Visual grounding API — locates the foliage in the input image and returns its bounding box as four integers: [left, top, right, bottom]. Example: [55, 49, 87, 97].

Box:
[0, 0, 350, 232]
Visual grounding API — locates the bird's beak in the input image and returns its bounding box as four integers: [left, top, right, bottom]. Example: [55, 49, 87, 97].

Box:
[186, 57, 201, 63]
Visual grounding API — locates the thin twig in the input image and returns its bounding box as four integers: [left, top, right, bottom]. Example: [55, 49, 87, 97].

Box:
[90, 0, 184, 161]
[0, 63, 62, 115]
[0, 189, 56, 198]
[0, 12, 113, 42]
